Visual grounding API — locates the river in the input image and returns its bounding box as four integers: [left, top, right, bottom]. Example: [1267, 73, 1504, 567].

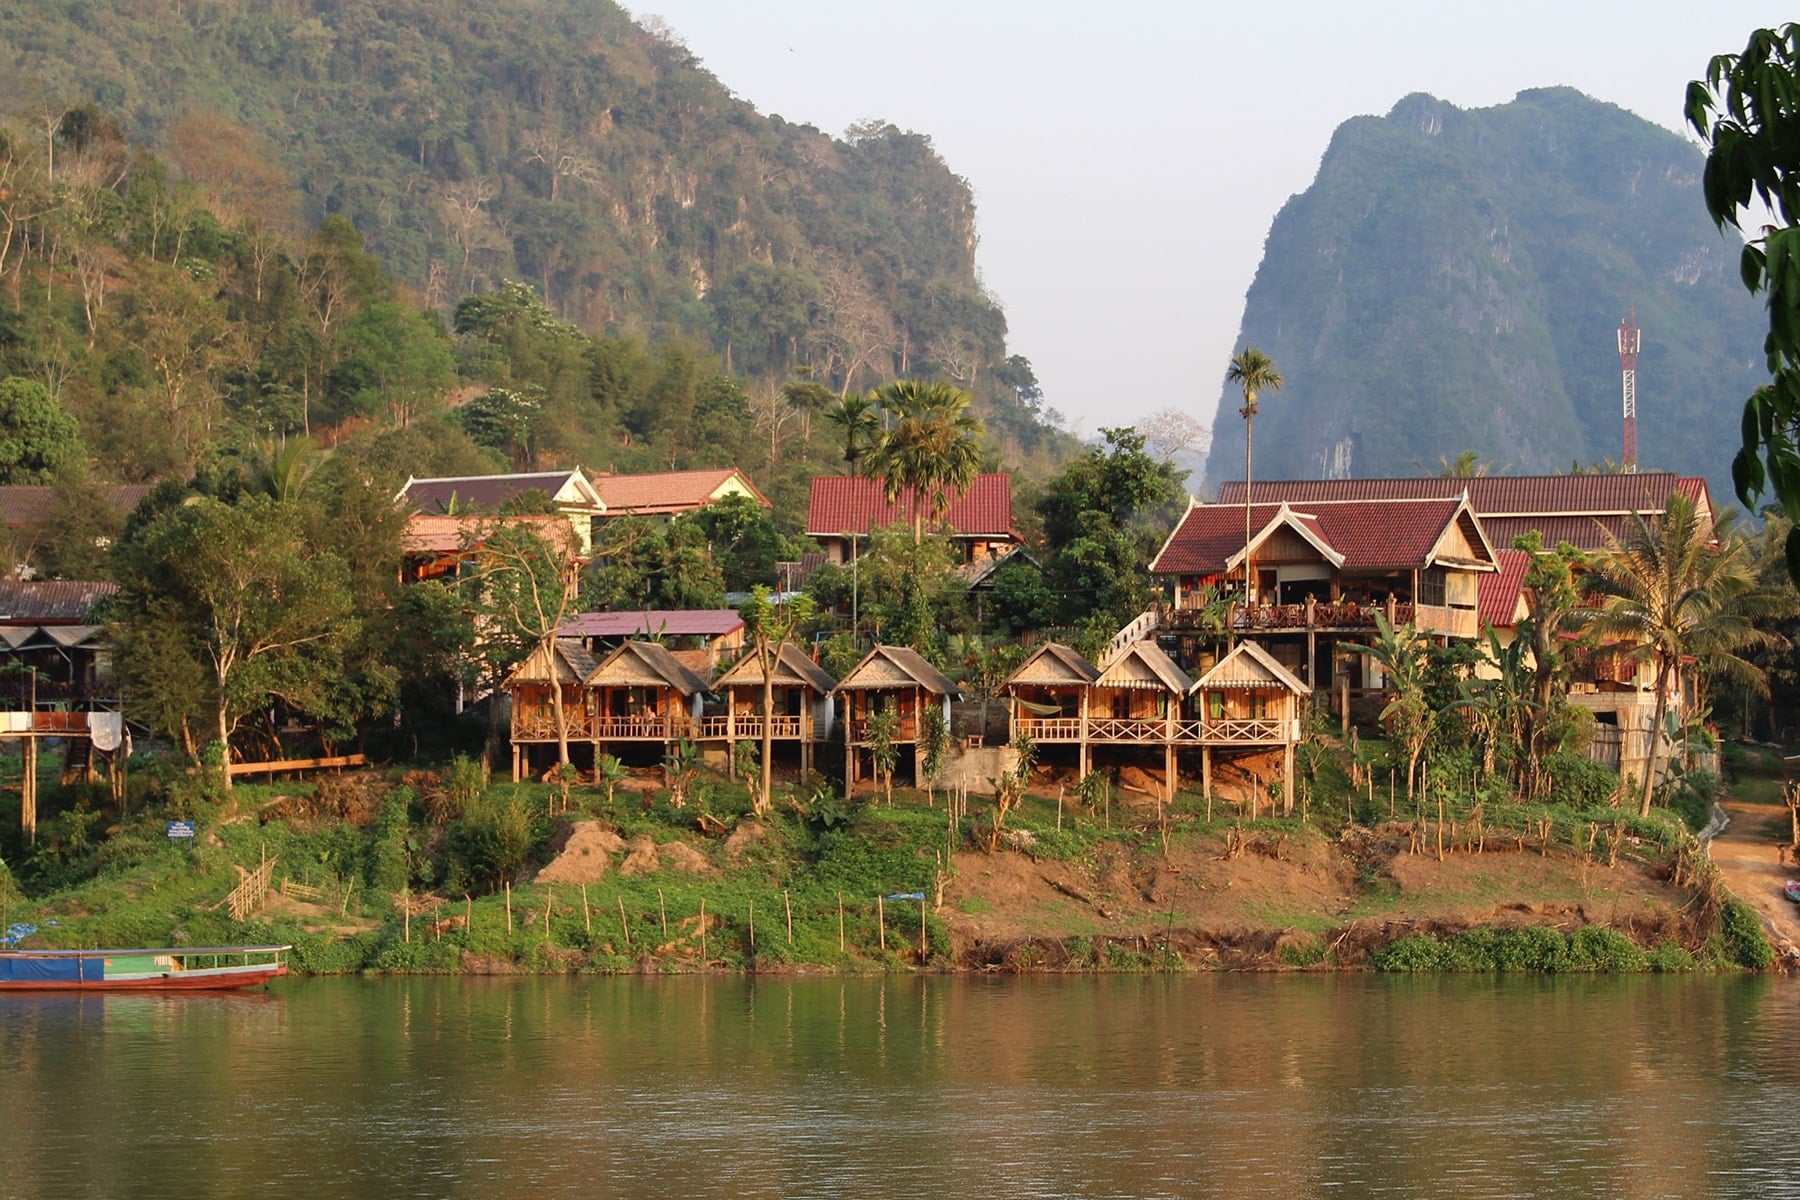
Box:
[3, 974, 1799, 1199]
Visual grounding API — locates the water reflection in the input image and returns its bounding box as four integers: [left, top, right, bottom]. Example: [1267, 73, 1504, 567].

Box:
[1, 975, 1797, 1199]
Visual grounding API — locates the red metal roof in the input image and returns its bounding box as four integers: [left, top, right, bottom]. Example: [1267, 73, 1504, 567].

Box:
[561, 610, 746, 639]
[806, 474, 1014, 538]
[1478, 549, 1533, 629]
[1151, 498, 1477, 575]
[591, 468, 768, 516]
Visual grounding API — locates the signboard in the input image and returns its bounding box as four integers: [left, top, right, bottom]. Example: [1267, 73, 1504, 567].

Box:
[165, 821, 196, 839]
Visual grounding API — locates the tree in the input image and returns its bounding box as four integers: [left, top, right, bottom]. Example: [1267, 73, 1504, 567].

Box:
[111, 495, 356, 787]
[864, 379, 984, 543]
[738, 586, 818, 817]
[1586, 492, 1783, 815]
[1225, 347, 1283, 602]
[1137, 407, 1211, 465]
[822, 391, 881, 474]
[1353, 615, 1434, 802]
[0, 377, 83, 483]
[466, 520, 584, 769]
[1687, 27, 1800, 585]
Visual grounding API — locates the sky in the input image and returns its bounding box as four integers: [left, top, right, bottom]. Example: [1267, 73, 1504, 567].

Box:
[640, 1, 1792, 444]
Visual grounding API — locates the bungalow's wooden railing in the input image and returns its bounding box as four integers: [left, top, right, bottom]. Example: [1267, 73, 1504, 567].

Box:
[511, 706, 598, 741]
[847, 718, 919, 743]
[592, 715, 696, 740]
[700, 715, 804, 740]
[1016, 717, 1298, 744]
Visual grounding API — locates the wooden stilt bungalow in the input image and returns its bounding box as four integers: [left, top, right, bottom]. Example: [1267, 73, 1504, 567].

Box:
[506, 638, 601, 781]
[836, 645, 960, 792]
[1190, 640, 1310, 812]
[581, 640, 713, 763]
[708, 644, 838, 777]
[1003, 642, 1100, 745]
[1082, 641, 1196, 788]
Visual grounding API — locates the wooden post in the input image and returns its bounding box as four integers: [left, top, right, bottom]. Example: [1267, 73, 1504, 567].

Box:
[877, 895, 886, 952]
[505, 880, 513, 935]
[699, 898, 706, 962]
[784, 890, 793, 944]
[544, 885, 552, 939]
[618, 896, 630, 947]
[1339, 673, 1350, 738]
[659, 888, 668, 938]
[465, 894, 472, 940]
[582, 884, 591, 934]
[748, 899, 755, 955]
[1056, 785, 1064, 832]
[919, 895, 928, 959]
[1283, 742, 1294, 816]
[1203, 746, 1213, 823]
[404, 890, 411, 943]
[838, 892, 845, 952]
[22, 736, 36, 846]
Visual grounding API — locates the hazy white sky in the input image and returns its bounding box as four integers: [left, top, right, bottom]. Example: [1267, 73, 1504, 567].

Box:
[642, 1, 1790, 441]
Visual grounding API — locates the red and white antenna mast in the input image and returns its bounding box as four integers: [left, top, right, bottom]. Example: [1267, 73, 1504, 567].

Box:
[1617, 308, 1640, 473]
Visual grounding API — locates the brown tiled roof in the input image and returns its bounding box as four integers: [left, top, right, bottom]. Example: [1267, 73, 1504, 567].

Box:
[806, 474, 1015, 539]
[591, 468, 768, 516]
[0, 485, 152, 530]
[0, 580, 118, 624]
[1151, 498, 1481, 575]
[836, 645, 960, 695]
[1478, 549, 1533, 629]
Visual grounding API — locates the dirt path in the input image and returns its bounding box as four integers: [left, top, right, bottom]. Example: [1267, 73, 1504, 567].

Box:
[1709, 799, 1800, 957]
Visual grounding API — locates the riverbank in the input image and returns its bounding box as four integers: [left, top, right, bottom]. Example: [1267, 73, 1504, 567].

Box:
[0, 754, 1771, 974]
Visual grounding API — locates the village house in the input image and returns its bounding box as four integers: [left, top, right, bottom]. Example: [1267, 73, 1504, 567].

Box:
[397, 470, 607, 552]
[1148, 494, 1500, 709]
[835, 644, 960, 792]
[504, 639, 601, 780]
[590, 467, 769, 522]
[708, 643, 838, 777]
[399, 512, 585, 583]
[806, 473, 1020, 565]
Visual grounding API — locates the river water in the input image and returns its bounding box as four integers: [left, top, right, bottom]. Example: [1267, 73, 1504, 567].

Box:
[4, 974, 1800, 1200]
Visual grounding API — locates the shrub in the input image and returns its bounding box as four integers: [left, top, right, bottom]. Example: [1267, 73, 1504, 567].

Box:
[1567, 926, 1648, 972]
[1490, 925, 1570, 972]
[1649, 941, 1697, 972]
[1371, 934, 1446, 972]
[1541, 752, 1620, 809]
[1279, 936, 1328, 967]
[1720, 899, 1775, 968]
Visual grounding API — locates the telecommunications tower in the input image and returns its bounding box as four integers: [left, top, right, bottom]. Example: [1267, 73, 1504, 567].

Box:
[1617, 309, 1640, 473]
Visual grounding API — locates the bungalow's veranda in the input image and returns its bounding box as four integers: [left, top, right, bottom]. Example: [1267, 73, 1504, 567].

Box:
[708, 643, 838, 778]
[837, 645, 959, 793]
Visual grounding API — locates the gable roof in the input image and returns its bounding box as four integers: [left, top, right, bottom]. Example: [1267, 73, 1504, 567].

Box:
[584, 640, 713, 695]
[806, 474, 1015, 539]
[1002, 642, 1100, 689]
[398, 471, 604, 515]
[503, 638, 599, 687]
[1215, 474, 1711, 551]
[0, 485, 153, 531]
[1195, 641, 1311, 695]
[1478, 548, 1534, 629]
[0, 580, 119, 624]
[590, 468, 768, 516]
[1095, 640, 1193, 693]
[561, 610, 746, 640]
[836, 645, 960, 695]
[1151, 496, 1494, 576]
[952, 545, 1042, 589]
[713, 643, 837, 693]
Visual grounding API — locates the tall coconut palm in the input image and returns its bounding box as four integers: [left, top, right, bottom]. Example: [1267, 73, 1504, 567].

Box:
[1225, 347, 1282, 602]
[822, 392, 881, 475]
[865, 380, 984, 543]
[1587, 493, 1784, 816]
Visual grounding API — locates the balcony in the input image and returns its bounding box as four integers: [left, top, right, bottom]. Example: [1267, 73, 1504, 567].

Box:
[1165, 598, 1475, 640]
[1013, 716, 1299, 745]
[697, 715, 806, 740]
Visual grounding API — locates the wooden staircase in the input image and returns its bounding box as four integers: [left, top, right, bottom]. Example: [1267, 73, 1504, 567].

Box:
[1099, 606, 1164, 668]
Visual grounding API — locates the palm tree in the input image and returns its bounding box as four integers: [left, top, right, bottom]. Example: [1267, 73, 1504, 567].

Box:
[1587, 492, 1784, 816]
[1352, 614, 1433, 801]
[1435, 450, 1496, 478]
[864, 380, 984, 543]
[1225, 347, 1282, 602]
[822, 392, 881, 475]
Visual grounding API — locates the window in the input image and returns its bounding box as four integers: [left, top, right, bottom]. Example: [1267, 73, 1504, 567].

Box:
[1418, 568, 1446, 607]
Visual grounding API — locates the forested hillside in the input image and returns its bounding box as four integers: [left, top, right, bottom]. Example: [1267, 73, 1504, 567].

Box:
[0, 0, 1065, 503]
[1203, 88, 1765, 500]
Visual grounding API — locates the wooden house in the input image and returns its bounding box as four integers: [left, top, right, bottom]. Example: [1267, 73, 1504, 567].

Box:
[505, 638, 601, 781]
[590, 467, 769, 521]
[1003, 643, 1099, 745]
[1189, 641, 1310, 808]
[582, 640, 713, 757]
[807, 474, 1020, 565]
[835, 645, 960, 791]
[398, 470, 606, 553]
[708, 644, 838, 776]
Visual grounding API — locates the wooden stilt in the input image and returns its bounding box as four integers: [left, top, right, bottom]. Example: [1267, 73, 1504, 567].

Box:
[22, 737, 37, 845]
[1202, 745, 1213, 823]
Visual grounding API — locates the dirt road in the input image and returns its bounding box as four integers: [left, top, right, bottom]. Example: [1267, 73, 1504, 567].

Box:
[1709, 799, 1800, 957]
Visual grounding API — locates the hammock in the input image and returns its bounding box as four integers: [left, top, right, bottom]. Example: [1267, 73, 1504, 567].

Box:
[1013, 698, 1066, 717]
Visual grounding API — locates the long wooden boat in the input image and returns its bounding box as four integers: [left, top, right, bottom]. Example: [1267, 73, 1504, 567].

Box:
[0, 945, 290, 991]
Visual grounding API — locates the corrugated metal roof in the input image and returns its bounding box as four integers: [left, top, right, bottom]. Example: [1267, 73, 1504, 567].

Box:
[561, 610, 746, 639]
[591, 468, 768, 516]
[0, 581, 118, 623]
[401, 471, 600, 515]
[806, 474, 1014, 538]
[0, 485, 151, 530]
